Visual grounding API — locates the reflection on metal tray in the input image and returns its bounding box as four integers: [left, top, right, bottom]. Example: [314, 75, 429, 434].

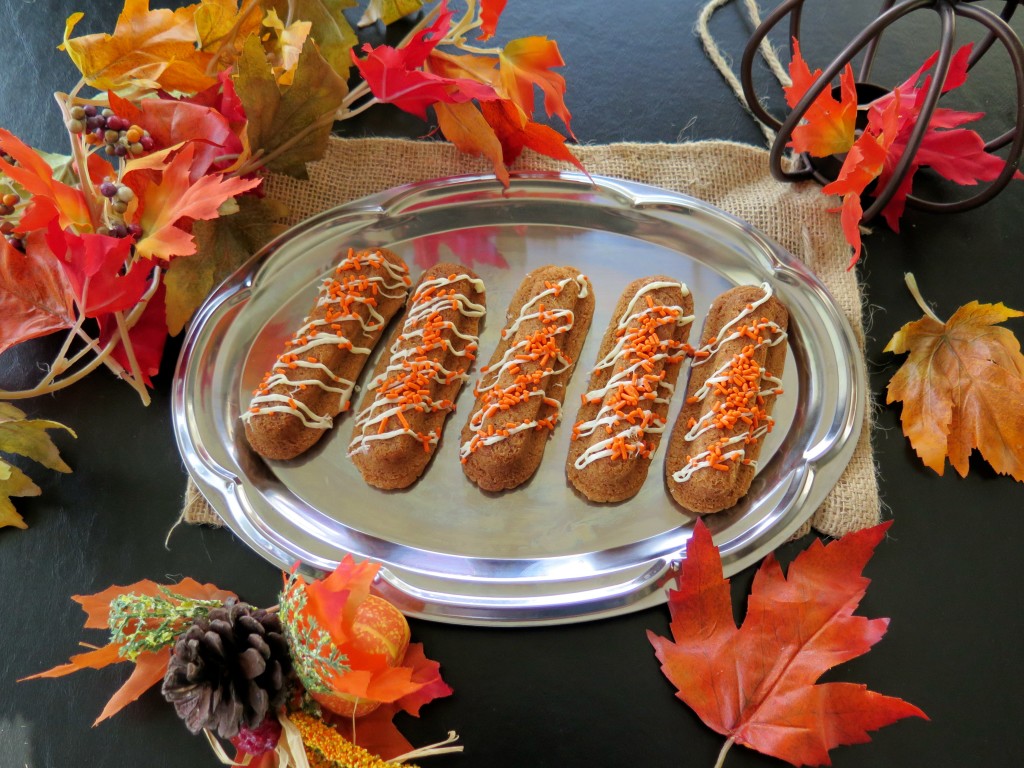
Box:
[172, 173, 864, 626]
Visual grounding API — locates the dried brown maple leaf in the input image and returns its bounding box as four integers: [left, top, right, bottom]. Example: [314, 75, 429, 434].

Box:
[885, 274, 1024, 481]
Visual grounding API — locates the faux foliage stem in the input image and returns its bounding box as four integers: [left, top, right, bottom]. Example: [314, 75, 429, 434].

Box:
[54, 92, 103, 226]
[38, 299, 91, 387]
[713, 737, 734, 768]
[0, 271, 161, 401]
[113, 309, 150, 406]
[904, 272, 944, 324]
[232, 113, 335, 177]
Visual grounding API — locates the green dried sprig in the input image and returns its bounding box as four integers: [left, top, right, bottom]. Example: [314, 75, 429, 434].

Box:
[278, 574, 350, 693]
[108, 587, 226, 660]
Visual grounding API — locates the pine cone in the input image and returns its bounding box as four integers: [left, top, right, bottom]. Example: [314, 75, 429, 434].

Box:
[161, 600, 293, 739]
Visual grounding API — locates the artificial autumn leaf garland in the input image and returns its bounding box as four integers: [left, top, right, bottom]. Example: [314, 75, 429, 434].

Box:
[0, 0, 580, 405]
[649, 520, 926, 768]
[23, 555, 460, 767]
[785, 40, 1020, 266]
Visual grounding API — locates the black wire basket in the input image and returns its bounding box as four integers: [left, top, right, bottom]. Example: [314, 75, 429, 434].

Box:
[739, 0, 1024, 222]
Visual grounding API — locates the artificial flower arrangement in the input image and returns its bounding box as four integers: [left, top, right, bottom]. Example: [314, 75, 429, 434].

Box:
[783, 40, 1020, 266]
[25, 522, 933, 768]
[0, 0, 580, 406]
[24, 555, 460, 767]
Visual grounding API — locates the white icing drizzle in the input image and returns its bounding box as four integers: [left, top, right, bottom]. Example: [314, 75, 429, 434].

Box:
[571, 280, 694, 470]
[348, 273, 485, 455]
[242, 249, 411, 431]
[460, 274, 589, 460]
[671, 282, 788, 484]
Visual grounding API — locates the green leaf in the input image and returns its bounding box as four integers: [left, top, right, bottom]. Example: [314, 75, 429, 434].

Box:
[234, 34, 348, 178]
[358, 0, 424, 27]
[36, 149, 78, 186]
[164, 196, 289, 335]
[272, 0, 359, 81]
[0, 403, 75, 472]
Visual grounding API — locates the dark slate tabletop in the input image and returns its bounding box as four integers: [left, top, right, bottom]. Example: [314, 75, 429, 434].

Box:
[1, 1, 1022, 766]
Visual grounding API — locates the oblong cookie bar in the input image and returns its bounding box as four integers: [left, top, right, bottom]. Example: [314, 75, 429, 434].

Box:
[242, 247, 411, 461]
[567, 277, 694, 502]
[665, 283, 789, 513]
[460, 265, 595, 492]
[348, 264, 486, 489]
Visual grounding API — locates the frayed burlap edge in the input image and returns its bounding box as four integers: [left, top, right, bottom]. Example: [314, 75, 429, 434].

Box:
[178, 137, 881, 541]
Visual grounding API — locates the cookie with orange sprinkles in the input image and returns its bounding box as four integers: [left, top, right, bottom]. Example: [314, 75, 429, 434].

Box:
[349, 263, 486, 489]
[242, 247, 412, 461]
[460, 265, 595, 492]
[665, 283, 789, 513]
[567, 277, 695, 502]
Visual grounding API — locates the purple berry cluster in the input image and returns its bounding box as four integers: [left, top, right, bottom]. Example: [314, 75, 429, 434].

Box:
[68, 105, 155, 158]
[97, 177, 142, 239]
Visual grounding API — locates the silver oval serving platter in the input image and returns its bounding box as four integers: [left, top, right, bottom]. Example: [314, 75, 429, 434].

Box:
[172, 172, 864, 626]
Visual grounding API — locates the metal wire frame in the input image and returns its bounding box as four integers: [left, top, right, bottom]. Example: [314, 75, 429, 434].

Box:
[739, 0, 1024, 220]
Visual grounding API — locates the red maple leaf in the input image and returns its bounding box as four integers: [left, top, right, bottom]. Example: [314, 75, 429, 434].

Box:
[648, 520, 926, 767]
[0, 234, 76, 353]
[351, 1, 498, 120]
[477, 0, 508, 41]
[866, 43, 1022, 233]
[479, 98, 585, 172]
[109, 90, 245, 179]
[45, 221, 153, 319]
[96, 280, 167, 386]
[182, 69, 247, 124]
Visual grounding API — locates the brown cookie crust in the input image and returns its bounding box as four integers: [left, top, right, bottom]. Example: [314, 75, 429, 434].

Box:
[349, 263, 486, 489]
[243, 248, 411, 461]
[566, 277, 694, 503]
[665, 284, 789, 513]
[460, 265, 595, 492]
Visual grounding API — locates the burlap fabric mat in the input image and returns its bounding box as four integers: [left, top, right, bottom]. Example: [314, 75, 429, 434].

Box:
[181, 137, 881, 539]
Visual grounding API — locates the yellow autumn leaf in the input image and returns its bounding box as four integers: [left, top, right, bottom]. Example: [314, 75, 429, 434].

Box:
[0, 403, 75, 530]
[262, 8, 313, 85]
[195, 0, 264, 55]
[61, 0, 218, 94]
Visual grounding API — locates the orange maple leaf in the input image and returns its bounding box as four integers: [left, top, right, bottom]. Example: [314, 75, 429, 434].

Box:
[885, 277, 1024, 482]
[479, 98, 586, 174]
[499, 36, 574, 138]
[821, 92, 901, 266]
[21, 577, 237, 725]
[649, 520, 926, 767]
[435, 100, 510, 187]
[0, 234, 76, 353]
[0, 129, 92, 233]
[61, 0, 218, 94]
[784, 39, 857, 158]
[126, 143, 262, 260]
